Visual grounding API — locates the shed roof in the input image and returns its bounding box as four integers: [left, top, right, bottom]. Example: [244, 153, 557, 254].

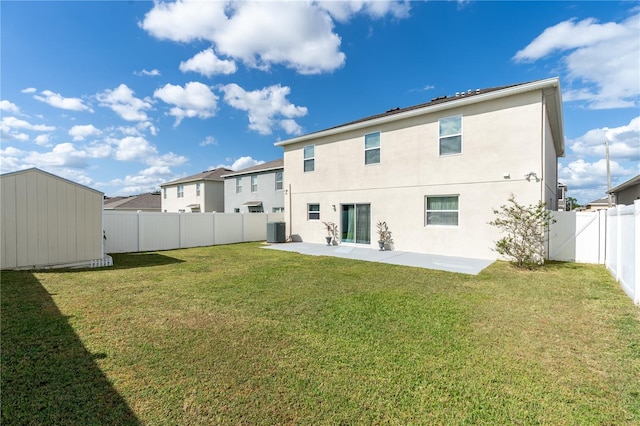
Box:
[0, 167, 103, 195]
[161, 167, 234, 186]
[275, 77, 564, 157]
[221, 159, 283, 178]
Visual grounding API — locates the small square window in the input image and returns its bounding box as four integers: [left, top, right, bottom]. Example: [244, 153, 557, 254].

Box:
[308, 203, 320, 220]
[304, 145, 315, 172]
[365, 132, 380, 165]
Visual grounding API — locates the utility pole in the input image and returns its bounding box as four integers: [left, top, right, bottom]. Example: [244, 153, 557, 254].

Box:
[605, 138, 612, 207]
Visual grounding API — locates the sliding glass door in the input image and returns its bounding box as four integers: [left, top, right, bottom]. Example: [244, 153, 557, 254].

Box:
[341, 204, 371, 244]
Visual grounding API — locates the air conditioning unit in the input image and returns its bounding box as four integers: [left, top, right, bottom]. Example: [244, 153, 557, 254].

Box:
[267, 222, 286, 243]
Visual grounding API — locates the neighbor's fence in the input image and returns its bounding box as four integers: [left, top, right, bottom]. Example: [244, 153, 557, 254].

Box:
[549, 200, 639, 305]
[103, 211, 284, 254]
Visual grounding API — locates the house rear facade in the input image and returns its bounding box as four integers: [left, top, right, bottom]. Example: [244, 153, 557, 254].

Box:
[222, 159, 284, 213]
[275, 78, 565, 260]
[160, 168, 233, 213]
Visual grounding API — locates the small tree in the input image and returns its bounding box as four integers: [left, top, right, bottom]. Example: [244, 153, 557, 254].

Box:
[489, 194, 555, 269]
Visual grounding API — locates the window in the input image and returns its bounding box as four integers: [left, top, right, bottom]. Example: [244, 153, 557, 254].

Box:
[234, 208, 240, 213]
[163, 188, 167, 199]
[439, 115, 462, 156]
[341, 204, 371, 244]
[304, 145, 315, 172]
[275, 171, 283, 190]
[307, 203, 320, 220]
[364, 132, 380, 165]
[272, 207, 284, 213]
[251, 175, 258, 192]
[425, 196, 459, 226]
[236, 177, 242, 194]
[196, 182, 201, 197]
[177, 185, 184, 198]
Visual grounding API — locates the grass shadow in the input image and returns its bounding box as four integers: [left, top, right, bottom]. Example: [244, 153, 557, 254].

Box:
[1, 271, 141, 425]
[107, 252, 185, 270]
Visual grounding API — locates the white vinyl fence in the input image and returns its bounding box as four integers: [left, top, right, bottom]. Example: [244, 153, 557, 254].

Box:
[103, 211, 284, 254]
[549, 200, 639, 304]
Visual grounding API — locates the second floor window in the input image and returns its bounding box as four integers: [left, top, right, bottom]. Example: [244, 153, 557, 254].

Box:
[365, 132, 380, 165]
[196, 183, 201, 197]
[251, 175, 258, 192]
[275, 171, 283, 190]
[236, 177, 242, 194]
[304, 145, 315, 172]
[163, 188, 167, 199]
[439, 115, 462, 156]
[177, 185, 184, 198]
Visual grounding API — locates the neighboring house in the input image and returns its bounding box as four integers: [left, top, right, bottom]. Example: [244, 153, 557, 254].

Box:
[582, 197, 609, 212]
[104, 192, 161, 212]
[609, 174, 640, 206]
[160, 168, 233, 212]
[275, 77, 565, 260]
[557, 182, 568, 211]
[222, 159, 285, 213]
[1, 168, 108, 270]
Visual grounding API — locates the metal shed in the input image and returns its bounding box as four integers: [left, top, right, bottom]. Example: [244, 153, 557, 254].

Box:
[1, 168, 110, 270]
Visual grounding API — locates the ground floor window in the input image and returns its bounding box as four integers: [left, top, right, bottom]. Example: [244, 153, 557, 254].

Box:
[272, 207, 284, 213]
[341, 203, 371, 244]
[308, 204, 320, 220]
[425, 195, 459, 226]
[248, 206, 264, 213]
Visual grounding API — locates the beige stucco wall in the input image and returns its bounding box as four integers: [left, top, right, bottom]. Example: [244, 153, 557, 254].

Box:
[1, 169, 103, 269]
[283, 90, 558, 260]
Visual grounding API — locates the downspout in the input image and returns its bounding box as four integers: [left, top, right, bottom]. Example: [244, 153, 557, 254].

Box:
[288, 183, 292, 240]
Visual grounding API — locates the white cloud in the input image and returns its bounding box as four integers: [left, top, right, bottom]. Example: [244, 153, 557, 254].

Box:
[24, 143, 89, 169]
[142, 0, 388, 74]
[567, 116, 640, 161]
[0, 100, 20, 114]
[97, 84, 154, 122]
[180, 48, 237, 77]
[215, 155, 265, 171]
[108, 136, 158, 162]
[21, 87, 37, 94]
[319, 0, 410, 22]
[199, 136, 217, 147]
[110, 165, 176, 194]
[33, 90, 93, 112]
[559, 158, 638, 204]
[69, 124, 102, 141]
[1, 116, 55, 142]
[134, 68, 161, 77]
[154, 82, 218, 126]
[34, 134, 51, 146]
[220, 83, 307, 135]
[514, 12, 640, 109]
[147, 152, 188, 167]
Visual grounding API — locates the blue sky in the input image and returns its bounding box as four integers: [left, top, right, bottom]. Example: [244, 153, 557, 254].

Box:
[1, 1, 638, 204]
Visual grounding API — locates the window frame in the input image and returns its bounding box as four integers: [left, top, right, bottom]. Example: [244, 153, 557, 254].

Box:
[364, 132, 381, 165]
[196, 182, 201, 197]
[275, 171, 283, 190]
[177, 185, 184, 198]
[303, 145, 315, 172]
[307, 203, 320, 221]
[438, 115, 463, 156]
[425, 195, 459, 227]
[251, 175, 258, 192]
[236, 177, 242, 194]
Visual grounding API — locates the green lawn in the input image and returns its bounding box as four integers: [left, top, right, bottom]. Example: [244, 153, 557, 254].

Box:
[2, 243, 639, 425]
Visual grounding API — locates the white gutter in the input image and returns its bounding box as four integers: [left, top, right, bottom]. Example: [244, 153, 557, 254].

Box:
[275, 77, 562, 147]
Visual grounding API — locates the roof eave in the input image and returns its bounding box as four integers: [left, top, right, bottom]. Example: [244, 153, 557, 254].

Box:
[275, 77, 564, 149]
[221, 166, 283, 178]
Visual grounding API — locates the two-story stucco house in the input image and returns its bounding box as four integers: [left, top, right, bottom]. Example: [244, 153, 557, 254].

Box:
[275, 77, 565, 260]
[160, 167, 233, 213]
[222, 159, 285, 213]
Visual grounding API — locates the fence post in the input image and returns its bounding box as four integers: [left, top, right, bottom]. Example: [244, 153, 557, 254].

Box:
[634, 200, 640, 304]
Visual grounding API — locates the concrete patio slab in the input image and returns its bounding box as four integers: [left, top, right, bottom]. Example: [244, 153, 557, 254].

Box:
[262, 242, 494, 275]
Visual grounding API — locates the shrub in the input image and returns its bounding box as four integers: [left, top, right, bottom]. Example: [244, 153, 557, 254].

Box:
[489, 194, 555, 269]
